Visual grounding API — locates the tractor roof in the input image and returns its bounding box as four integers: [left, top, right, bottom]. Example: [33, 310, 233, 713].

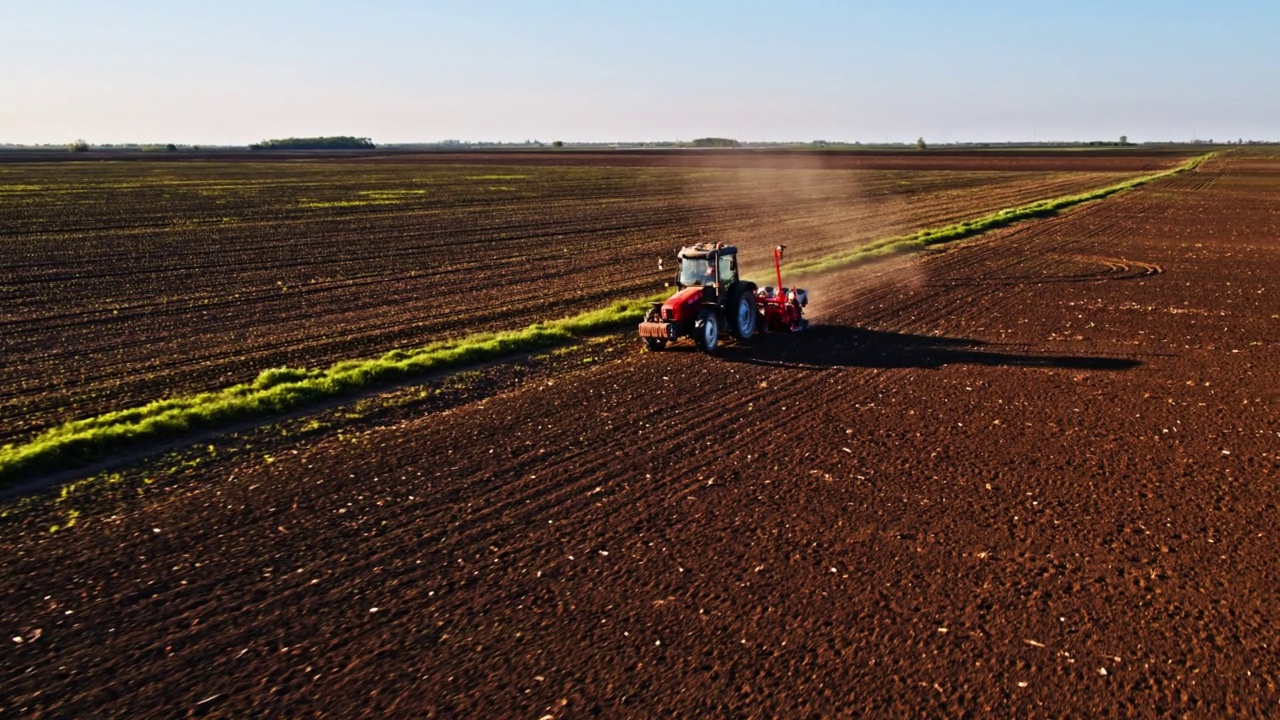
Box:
[677, 243, 737, 260]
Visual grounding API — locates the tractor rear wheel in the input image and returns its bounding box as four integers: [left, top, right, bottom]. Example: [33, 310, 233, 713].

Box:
[695, 309, 720, 353]
[730, 289, 757, 341]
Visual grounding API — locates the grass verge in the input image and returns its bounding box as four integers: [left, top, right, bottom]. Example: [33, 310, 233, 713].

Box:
[785, 153, 1211, 277]
[0, 153, 1211, 487]
[0, 298, 660, 486]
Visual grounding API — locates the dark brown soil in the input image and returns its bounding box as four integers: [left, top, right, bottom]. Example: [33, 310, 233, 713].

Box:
[0, 152, 1180, 445]
[3, 151, 1278, 717]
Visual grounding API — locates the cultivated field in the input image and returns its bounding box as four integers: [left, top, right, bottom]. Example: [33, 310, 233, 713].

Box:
[4, 148, 1279, 717]
[0, 151, 1183, 445]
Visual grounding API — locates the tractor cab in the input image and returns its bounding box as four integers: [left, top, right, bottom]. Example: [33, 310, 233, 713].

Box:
[641, 241, 804, 354]
[676, 244, 738, 291]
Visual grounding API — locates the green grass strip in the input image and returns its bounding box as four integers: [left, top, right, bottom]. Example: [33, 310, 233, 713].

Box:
[0, 297, 662, 486]
[784, 153, 1212, 277]
[0, 153, 1211, 487]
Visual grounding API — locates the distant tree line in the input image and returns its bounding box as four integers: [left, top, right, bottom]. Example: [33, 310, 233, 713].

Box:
[691, 137, 740, 148]
[251, 136, 375, 150]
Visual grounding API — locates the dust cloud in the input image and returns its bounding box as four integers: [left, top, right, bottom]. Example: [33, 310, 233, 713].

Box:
[675, 153, 928, 324]
[798, 254, 928, 325]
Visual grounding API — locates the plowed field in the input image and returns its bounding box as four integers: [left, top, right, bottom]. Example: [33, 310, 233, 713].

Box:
[4, 149, 1280, 717]
[0, 151, 1180, 444]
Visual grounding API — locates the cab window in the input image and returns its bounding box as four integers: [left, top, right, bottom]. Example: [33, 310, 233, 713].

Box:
[679, 257, 711, 286]
[718, 254, 737, 285]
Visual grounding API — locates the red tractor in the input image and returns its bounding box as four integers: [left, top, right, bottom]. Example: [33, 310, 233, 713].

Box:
[638, 243, 808, 353]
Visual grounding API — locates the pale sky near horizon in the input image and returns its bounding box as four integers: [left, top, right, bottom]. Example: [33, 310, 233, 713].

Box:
[2, 1, 1276, 145]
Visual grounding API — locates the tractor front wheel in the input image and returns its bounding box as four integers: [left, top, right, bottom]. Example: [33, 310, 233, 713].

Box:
[695, 309, 720, 354]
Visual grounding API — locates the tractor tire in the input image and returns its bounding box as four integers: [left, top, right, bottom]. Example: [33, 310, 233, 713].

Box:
[694, 308, 720, 354]
[729, 287, 757, 341]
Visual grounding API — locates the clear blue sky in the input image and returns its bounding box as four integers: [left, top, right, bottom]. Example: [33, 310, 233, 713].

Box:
[2, 0, 1275, 145]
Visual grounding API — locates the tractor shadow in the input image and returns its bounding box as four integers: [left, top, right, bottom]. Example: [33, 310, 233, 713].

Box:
[717, 324, 1142, 371]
